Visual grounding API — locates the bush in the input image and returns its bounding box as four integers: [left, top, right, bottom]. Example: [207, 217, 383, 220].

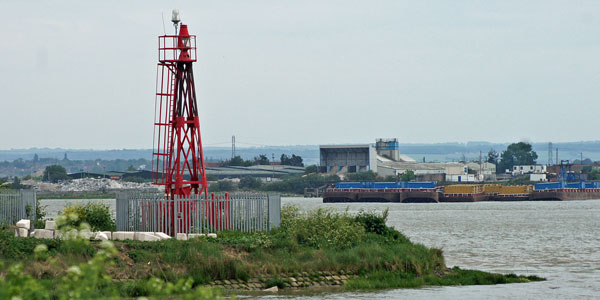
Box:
[60, 202, 115, 231]
[238, 177, 262, 190]
[279, 206, 365, 249]
[208, 180, 236, 193]
[354, 209, 390, 236]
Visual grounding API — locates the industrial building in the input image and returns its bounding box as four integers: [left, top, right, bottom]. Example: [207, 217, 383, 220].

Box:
[319, 138, 473, 182]
[319, 144, 378, 174]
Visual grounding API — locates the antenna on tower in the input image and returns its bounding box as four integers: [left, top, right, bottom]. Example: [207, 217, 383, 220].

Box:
[171, 9, 180, 34]
[547, 142, 553, 166]
[232, 135, 236, 159]
[161, 12, 166, 35]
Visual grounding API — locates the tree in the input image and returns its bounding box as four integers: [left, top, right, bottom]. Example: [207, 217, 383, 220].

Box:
[497, 142, 538, 174]
[10, 177, 24, 189]
[208, 180, 236, 193]
[224, 156, 254, 167]
[239, 177, 262, 189]
[487, 149, 499, 165]
[253, 154, 270, 165]
[400, 170, 416, 181]
[346, 171, 378, 181]
[43, 165, 68, 182]
[127, 165, 136, 171]
[280, 154, 304, 167]
[304, 165, 318, 174]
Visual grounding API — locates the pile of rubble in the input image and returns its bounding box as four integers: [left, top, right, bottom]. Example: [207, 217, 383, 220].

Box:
[23, 178, 160, 192]
[13, 219, 216, 242]
[56, 178, 158, 192]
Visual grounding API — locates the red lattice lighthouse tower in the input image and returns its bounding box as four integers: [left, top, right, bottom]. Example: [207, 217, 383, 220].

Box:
[153, 10, 208, 197]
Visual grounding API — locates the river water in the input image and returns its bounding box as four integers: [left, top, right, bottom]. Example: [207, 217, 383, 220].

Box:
[40, 198, 600, 299]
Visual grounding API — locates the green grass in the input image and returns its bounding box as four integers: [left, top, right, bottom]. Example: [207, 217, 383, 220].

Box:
[345, 268, 544, 290]
[0, 206, 545, 294]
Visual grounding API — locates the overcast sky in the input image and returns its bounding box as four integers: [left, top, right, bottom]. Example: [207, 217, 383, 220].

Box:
[0, 0, 599, 149]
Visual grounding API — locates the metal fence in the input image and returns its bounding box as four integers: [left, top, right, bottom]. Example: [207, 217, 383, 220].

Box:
[0, 189, 36, 228]
[116, 191, 281, 236]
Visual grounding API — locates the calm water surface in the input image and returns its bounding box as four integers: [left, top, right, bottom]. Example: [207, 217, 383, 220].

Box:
[41, 197, 600, 299]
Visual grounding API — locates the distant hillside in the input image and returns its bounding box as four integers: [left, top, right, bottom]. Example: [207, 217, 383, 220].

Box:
[2, 141, 600, 166]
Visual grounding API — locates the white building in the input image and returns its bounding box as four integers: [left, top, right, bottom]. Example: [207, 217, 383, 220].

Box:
[466, 162, 497, 181]
[530, 173, 547, 182]
[512, 165, 547, 176]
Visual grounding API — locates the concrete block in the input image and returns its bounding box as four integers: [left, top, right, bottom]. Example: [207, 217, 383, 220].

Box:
[188, 233, 206, 239]
[207, 233, 217, 238]
[17, 228, 28, 238]
[134, 232, 160, 242]
[112, 231, 135, 241]
[176, 233, 188, 241]
[95, 232, 109, 241]
[16, 219, 30, 230]
[45, 220, 56, 230]
[154, 232, 171, 240]
[263, 286, 278, 292]
[98, 231, 112, 240]
[34, 229, 55, 239]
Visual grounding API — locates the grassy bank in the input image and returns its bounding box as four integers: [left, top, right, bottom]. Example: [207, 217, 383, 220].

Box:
[0, 207, 543, 298]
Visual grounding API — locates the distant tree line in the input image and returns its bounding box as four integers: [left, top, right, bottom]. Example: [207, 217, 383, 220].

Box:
[221, 154, 304, 167]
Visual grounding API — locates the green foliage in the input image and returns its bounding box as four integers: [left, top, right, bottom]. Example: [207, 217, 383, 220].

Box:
[208, 180, 236, 193]
[345, 267, 544, 290]
[0, 206, 543, 294]
[25, 200, 47, 229]
[264, 275, 288, 289]
[0, 230, 61, 259]
[223, 156, 254, 167]
[279, 206, 365, 249]
[238, 177, 262, 190]
[354, 209, 389, 236]
[304, 165, 318, 174]
[253, 154, 270, 165]
[43, 165, 68, 182]
[11, 177, 25, 189]
[60, 202, 116, 231]
[498, 142, 538, 174]
[122, 176, 149, 183]
[127, 165, 136, 171]
[346, 171, 378, 182]
[487, 149, 499, 165]
[400, 170, 416, 181]
[382, 175, 397, 182]
[280, 154, 304, 167]
[263, 173, 339, 194]
[504, 175, 531, 185]
[0, 225, 225, 300]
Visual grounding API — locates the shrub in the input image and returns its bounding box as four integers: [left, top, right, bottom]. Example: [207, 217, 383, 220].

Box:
[60, 201, 115, 231]
[279, 206, 365, 249]
[354, 209, 390, 236]
[208, 180, 236, 193]
[238, 177, 262, 190]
